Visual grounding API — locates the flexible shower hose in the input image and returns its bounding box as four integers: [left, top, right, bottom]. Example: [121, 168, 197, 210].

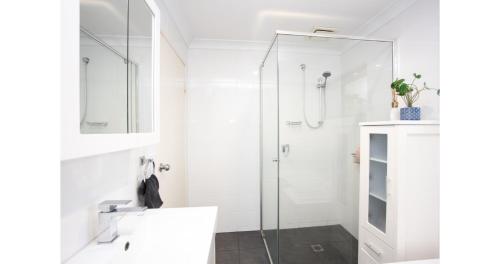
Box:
[301, 64, 325, 129]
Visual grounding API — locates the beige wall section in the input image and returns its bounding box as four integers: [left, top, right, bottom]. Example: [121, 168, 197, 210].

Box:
[157, 33, 187, 207]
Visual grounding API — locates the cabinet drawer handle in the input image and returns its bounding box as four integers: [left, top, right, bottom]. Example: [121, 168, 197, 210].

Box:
[364, 242, 382, 256]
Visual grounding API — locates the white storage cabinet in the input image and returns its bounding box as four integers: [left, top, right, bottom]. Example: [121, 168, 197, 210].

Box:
[358, 121, 439, 264]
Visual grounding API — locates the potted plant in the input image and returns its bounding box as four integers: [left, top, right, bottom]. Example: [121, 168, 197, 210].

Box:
[391, 73, 440, 120]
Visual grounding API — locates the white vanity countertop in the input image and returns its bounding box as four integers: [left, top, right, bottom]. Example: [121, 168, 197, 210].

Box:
[360, 120, 440, 126]
[66, 206, 218, 264]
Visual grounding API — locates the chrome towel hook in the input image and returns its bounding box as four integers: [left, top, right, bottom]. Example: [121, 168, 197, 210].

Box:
[139, 156, 155, 181]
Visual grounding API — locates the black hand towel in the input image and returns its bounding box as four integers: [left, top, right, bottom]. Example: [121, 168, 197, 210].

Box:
[138, 174, 163, 208]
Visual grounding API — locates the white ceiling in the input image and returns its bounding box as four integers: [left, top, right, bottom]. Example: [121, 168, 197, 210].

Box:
[166, 0, 401, 42]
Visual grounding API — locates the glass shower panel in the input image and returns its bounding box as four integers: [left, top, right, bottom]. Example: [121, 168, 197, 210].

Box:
[261, 39, 279, 263]
[275, 34, 393, 264]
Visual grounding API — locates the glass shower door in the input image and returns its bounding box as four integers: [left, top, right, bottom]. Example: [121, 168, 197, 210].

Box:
[261, 39, 279, 263]
[276, 34, 393, 264]
[260, 32, 393, 264]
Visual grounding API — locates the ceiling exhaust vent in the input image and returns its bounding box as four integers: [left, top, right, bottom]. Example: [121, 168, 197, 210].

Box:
[313, 26, 336, 34]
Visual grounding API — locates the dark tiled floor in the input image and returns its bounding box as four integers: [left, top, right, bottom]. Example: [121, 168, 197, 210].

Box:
[216, 225, 357, 264]
[280, 225, 358, 264]
[216, 231, 270, 264]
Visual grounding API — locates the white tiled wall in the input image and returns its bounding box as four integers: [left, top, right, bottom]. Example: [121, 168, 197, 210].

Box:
[186, 40, 362, 234]
[186, 40, 265, 232]
[60, 147, 155, 262]
[186, 39, 392, 235]
[277, 45, 344, 229]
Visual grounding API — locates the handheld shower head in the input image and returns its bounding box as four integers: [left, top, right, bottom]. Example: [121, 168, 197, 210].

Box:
[321, 71, 332, 88]
[82, 57, 90, 64]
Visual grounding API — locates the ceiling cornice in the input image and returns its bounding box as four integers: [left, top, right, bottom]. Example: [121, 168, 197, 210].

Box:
[156, 0, 193, 44]
[351, 0, 419, 37]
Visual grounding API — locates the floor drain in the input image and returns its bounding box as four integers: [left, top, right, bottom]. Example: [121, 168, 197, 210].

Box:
[311, 244, 324, 253]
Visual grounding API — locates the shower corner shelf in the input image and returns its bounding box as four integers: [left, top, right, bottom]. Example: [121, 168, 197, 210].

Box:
[285, 120, 302, 127]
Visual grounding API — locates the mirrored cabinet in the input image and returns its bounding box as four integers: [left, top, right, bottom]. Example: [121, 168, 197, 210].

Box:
[79, 0, 154, 134]
[359, 121, 439, 264]
[62, 0, 160, 160]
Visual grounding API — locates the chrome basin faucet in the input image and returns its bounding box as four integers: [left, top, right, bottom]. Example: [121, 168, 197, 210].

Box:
[97, 200, 146, 243]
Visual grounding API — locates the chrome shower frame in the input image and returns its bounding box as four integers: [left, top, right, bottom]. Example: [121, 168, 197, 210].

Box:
[258, 30, 398, 264]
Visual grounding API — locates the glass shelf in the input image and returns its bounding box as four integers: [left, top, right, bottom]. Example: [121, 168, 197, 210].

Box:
[369, 195, 387, 232]
[368, 133, 388, 233]
[369, 157, 387, 163]
[370, 134, 388, 161]
[369, 192, 386, 202]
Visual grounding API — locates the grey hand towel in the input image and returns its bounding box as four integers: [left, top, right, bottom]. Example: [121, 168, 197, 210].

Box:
[138, 174, 163, 208]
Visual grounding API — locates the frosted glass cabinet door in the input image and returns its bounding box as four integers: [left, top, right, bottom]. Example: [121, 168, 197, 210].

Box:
[359, 126, 396, 247]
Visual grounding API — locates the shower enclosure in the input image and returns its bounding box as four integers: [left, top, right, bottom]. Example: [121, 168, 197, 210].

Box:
[260, 31, 394, 264]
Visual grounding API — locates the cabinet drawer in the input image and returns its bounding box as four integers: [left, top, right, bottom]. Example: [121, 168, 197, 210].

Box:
[359, 248, 379, 264]
[360, 228, 395, 263]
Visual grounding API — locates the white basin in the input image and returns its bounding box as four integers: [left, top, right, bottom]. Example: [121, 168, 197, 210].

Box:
[66, 207, 218, 264]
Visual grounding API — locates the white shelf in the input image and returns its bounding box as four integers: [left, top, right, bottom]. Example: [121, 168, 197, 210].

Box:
[370, 157, 387, 163]
[369, 192, 387, 202]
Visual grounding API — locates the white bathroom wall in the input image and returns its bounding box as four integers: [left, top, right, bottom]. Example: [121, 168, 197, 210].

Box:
[186, 39, 358, 234]
[367, 0, 440, 120]
[186, 40, 266, 232]
[60, 146, 155, 262]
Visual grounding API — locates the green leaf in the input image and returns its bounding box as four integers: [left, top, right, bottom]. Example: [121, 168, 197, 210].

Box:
[397, 83, 411, 95]
[391, 78, 405, 89]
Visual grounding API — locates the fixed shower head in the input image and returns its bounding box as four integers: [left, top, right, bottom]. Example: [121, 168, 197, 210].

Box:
[322, 71, 331, 78]
[82, 57, 90, 64]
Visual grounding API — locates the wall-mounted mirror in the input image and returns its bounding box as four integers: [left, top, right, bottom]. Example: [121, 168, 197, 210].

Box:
[80, 0, 154, 134]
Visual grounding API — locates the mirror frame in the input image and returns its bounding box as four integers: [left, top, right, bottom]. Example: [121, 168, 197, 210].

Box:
[61, 0, 160, 160]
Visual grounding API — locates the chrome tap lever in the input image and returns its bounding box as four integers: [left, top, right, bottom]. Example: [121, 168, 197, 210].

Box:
[99, 200, 131, 213]
[97, 200, 146, 243]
